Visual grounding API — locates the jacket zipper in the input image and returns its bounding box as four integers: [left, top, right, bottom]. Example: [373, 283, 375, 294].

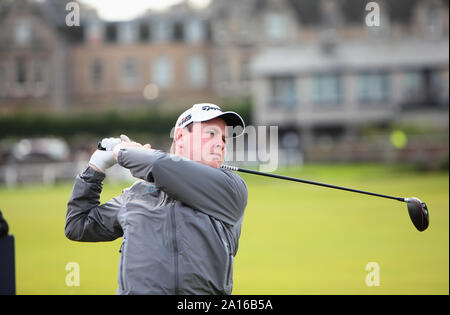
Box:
[169, 200, 179, 295]
[119, 236, 126, 291]
[226, 253, 233, 287]
[213, 220, 234, 288]
[221, 225, 233, 287]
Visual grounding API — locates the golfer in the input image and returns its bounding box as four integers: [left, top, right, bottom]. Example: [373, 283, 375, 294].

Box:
[65, 103, 248, 295]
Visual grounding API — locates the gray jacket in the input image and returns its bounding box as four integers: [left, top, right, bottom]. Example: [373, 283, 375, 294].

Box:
[65, 148, 248, 295]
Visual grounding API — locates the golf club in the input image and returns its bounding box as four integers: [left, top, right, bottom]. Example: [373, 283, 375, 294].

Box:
[221, 165, 429, 232]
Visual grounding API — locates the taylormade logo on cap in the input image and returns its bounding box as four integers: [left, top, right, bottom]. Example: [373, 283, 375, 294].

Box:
[201, 104, 221, 112]
[176, 103, 221, 129]
[174, 103, 245, 138]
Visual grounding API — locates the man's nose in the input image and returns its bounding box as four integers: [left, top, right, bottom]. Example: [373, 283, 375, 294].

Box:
[212, 138, 225, 150]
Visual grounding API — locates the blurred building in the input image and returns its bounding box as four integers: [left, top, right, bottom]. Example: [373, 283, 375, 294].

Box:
[0, 0, 217, 112]
[71, 1, 217, 110]
[0, 0, 448, 166]
[249, 0, 449, 155]
[0, 0, 81, 112]
[1, 0, 448, 110]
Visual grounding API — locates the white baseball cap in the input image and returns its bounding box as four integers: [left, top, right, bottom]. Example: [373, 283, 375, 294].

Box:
[174, 103, 245, 137]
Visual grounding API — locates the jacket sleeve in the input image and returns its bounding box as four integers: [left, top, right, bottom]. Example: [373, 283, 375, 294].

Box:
[65, 166, 124, 242]
[117, 148, 248, 226]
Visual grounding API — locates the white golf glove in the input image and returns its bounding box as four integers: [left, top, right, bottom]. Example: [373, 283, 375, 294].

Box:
[89, 135, 130, 173]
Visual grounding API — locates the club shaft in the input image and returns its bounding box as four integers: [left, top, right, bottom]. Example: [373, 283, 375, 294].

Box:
[224, 165, 405, 202]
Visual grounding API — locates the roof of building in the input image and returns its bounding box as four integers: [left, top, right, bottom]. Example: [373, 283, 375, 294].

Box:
[288, 0, 448, 26]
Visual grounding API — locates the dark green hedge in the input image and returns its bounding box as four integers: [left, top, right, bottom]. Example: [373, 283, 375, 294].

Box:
[0, 99, 252, 140]
[0, 110, 173, 139]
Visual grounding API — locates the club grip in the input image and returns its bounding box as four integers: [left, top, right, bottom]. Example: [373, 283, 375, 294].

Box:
[221, 165, 239, 171]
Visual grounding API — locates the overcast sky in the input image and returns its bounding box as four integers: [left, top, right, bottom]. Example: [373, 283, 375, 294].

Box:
[79, 0, 211, 21]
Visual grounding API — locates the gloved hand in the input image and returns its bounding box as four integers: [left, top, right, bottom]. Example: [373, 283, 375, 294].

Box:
[89, 135, 130, 173]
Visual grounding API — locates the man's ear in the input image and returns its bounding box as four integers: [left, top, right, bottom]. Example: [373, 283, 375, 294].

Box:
[174, 128, 183, 142]
[174, 128, 184, 153]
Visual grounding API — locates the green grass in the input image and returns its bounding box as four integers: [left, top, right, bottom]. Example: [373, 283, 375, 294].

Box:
[0, 163, 448, 294]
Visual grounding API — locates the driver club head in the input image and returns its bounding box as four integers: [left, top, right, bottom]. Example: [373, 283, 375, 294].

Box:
[405, 197, 429, 232]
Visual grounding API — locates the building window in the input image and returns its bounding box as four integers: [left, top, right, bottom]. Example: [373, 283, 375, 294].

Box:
[85, 21, 103, 44]
[105, 23, 118, 43]
[15, 58, 27, 84]
[0, 65, 7, 97]
[429, 70, 442, 102]
[121, 57, 139, 88]
[204, 21, 212, 42]
[118, 22, 136, 44]
[152, 56, 172, 88]
[185, 19, 204, 43]
[32, 59, 47, 97]
[357, 72, 390, 103]
[403, 71, 424, 102]
[213, 20, 229, 45]
[139, 22, 151, 42]
[401, 69, 443, 107]
[33, 60, 45, 83]
[238, 18, 252, 45]
[15, 19, 32, 46]
[265, 13, 286, 42]
[173, 22, 184, 42]
[187, 55, 207, 89]
[424, 1, 443, 37]
[423, 69, 443, 106]
[154, 20, 171, 42]
[270, 76, 297, 109]
[214, 56, 230, 83]
[311, 74, 343, 105]
[91, 59, 103, 89]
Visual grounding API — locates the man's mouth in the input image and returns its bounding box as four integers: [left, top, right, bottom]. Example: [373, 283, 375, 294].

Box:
[209, 153, 222, 160]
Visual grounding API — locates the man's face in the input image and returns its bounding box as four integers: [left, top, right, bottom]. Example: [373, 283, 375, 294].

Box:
[175, 118, 227, 168]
